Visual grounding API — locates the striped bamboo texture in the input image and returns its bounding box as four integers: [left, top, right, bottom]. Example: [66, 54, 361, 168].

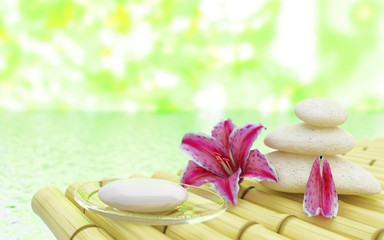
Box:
[32, 138, 384, 239]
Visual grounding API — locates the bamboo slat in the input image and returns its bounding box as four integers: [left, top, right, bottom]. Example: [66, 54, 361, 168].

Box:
[344, 152, 384, 168]
[344, 154, 374, 166]
[160, 223, 232, 240]
[344, 139, 384, 169]
[345, 153, 384, 164]
[239, 223, 291, 240]
[367, 191, 384, 200]
[347, 150, 384, 159]
[32, 186, 114, 240]
[353, 143, 384, 153]
[339, 195, 384, 214]
[202, 211, 290, 240]
[356, 140, 384, 148]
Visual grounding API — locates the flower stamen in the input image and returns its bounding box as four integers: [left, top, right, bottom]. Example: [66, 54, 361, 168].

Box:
[213, 153, 233, 175]
[228, 149, 236, 167]
[212, 152, 222, 157]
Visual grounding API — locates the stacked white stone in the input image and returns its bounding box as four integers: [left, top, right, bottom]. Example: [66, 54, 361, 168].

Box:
[261, 97, 381, 195]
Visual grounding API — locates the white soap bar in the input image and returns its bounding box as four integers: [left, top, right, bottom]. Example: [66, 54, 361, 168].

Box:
[98, 178, 188, 212]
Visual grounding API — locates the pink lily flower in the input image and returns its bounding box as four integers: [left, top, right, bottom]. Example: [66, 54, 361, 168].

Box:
[303, 156, 339, 218]
[180, 118, 278, 205]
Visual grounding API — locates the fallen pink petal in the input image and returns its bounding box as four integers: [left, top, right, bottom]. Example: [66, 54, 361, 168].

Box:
[180, 118, 278, 205]
[303, 156, 339, 218]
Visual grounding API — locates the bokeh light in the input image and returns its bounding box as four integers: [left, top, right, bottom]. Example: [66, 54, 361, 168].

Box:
[0, 0, 383, 112]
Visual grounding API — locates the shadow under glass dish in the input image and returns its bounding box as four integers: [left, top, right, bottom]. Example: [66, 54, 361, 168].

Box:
[74, 179, 227, 225]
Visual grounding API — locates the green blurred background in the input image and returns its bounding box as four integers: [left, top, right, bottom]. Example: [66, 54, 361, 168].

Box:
[1, 0, 383, 112]
[1, 1, 384, 239]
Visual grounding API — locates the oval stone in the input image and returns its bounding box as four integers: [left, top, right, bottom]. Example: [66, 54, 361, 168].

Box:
[264, 123, 355, 155]
[260, 151, 382, 195]
[294, 97, 348, 127]
[98, 178, 188, 212]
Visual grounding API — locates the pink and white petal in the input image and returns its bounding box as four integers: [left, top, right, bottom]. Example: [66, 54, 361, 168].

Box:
[303, 157, 322, 217]
[180, 160, 220, 186]
[209, 168, 241, 206]
[181, 132, 228, 178]
[211, 119, 236, 149]
[303, 156, 338, 218]
[241, 149, 278, 182]
[321, 158, 339, 218]
[229, 123, 265, 169]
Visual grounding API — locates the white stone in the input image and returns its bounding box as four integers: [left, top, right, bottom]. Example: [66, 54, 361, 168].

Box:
[264, 123, 355, 155]
[294, 97, 348, 127]
[260, 151, 382, 195]
[98, 178, 188, 212]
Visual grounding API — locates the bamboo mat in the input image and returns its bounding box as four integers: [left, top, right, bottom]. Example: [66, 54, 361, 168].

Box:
[32, 138, 384, 240]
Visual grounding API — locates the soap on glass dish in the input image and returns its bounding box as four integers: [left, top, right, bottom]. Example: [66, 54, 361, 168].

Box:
[74, 178, 227, 225]
[98, 178, 188, 213]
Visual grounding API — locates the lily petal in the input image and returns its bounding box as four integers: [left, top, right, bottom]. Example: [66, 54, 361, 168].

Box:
[212, 119, 236, 149]
[303, 156, 338, 218]
[229, 123, 264, 169]
[209, 168, 242, 206]
[180, 132, 229, 178]
[180, 160, 220, 186]
[241, 149, 278, 182]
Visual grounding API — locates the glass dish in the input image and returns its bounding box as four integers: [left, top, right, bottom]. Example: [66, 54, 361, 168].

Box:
[74, 179, 227, 225]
